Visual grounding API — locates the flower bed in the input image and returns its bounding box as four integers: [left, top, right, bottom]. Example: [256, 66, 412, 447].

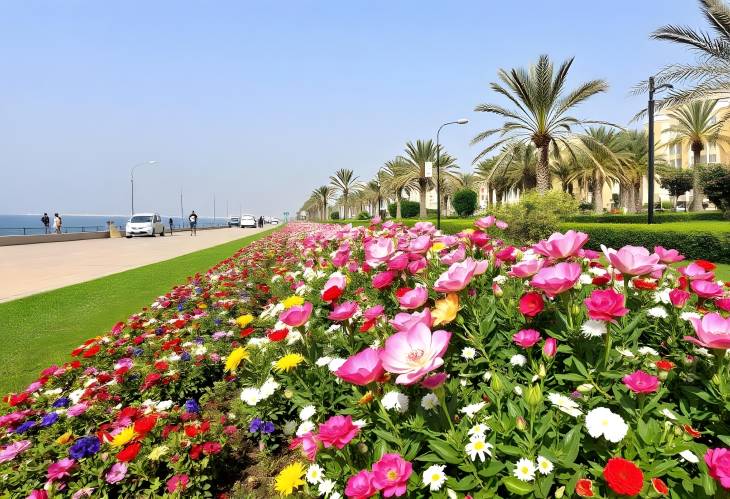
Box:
[2, 219, 730, 498]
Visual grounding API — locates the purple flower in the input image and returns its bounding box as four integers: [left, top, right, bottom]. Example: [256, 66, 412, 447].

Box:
[261, 421, 275, 434]
[13, 420, 36, 434]
[40, 413, 60, 427]
[249, 418, 262, 433]
[69, 436, 100, 459]
[52, 397, 70, 408]
[181, 352, 192, 361]
[184, 399, 200, 414]
[105, 462, 128, 484]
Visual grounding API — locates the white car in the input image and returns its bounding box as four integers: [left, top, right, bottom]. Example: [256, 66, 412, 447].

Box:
[270, 218, 280, 225]
[126, 213, 165, 237]
[228, 216, 240, 227]
[240, 215, 257, 228]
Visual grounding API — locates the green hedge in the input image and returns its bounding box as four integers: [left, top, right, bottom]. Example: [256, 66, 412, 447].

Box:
[563, 222, 730, 263]
[566, 211, 724, 224]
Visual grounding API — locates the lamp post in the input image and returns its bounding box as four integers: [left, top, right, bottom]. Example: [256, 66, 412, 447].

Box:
[436, 119, 468, 230]
[647, 77, 672, 224]
[130, 161, 157, 215]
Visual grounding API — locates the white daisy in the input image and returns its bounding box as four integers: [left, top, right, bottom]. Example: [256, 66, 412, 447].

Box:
[461, 347, 477, 360]
[654, 288, 671, 304]
[638, 346, 659, 356]
[460, 402, 486, 418]
[513, 458, 536, 482]
[616, 348, 635, 358]
[421, 393, 439, 411]
[316, 356, 332, 367]
[510, 354, 527, 367]
[318, 479, 336, 496]
[327, 358, 346, 372]
[680, 312, 702, 322]
[240, 387, 261, 406]
[536, 455, 553, 475]
[465, 437, 493, 461]
[581, 320, 607, 338]
[259, 378, 280, 398]
[382, 391, 409, 413]
[300, 405, 316, 421]
[306, 464, 324, 484]
[647, 306, 668, 319]
[547, 393, 582, 417]
[296, 420, 315, 437]
[585, 407, 628, 443]
[469, 423, 489, 436]
[422, 464, 448, 492]
[579, 273, 593, 285]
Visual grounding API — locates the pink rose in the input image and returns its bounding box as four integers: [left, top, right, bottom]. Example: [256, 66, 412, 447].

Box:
[335, 348, 385, 386]
[372, 271, 397, 289]
[47, 458, 75, 482]
[279, 302, 313, 327]
[433, 258, 486, 293]
[716, 298, 730, 312]
[380, 323, 451, 385]
[407, 257, 427, 275]
[166, 474, 189, 494]
[601, 245, 665, 276]
[420, 372, 448, 389]
[289, 432, 319, 461]
[678, 262, 715, 281]
[685, 312, 730, 349]
[474, 215, 496, 229]
[396, 287, 428, 310]
[408, 235, 431, 254]
[389, 309, 432, 332]
[105, 462, 128, 484]
[345, 470, 378, 499]
[705, 447, 730, 490]
[372, 453, 413, 497]
[691, 280, 724, 299]
[543, 338, 557, 358]
[513, 329, 541, 348]
[317, 415, 360, 449]
[363, 305, 385, 321]
[669, 288, 691, 308]
[440, 245, 466, 265]
[509, 259, 545, 279]
[622, 370, 660, 394]
[328, 301, 359, 321]
[365, 237, 395, 266]
[584, 288, 629, 322]
[530, 262, 582, 297]
[654, 246, 685, 263]
[386, 252, 409, 271]
[533, 230, 589, 259]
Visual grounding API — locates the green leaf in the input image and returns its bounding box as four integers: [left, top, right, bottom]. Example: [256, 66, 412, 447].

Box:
[428, 439, 462, 465]
[502, 476, 534, 496]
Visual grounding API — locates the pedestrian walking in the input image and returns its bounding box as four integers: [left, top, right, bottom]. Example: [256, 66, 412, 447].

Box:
[258, 216, 264, 228]
[41, 213, 50, 234]
[188, 211, 198, 236]
[168, 217, 174, 236]
[53, 213, 62, 234]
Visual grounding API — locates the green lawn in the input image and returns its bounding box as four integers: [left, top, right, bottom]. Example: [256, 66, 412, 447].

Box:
[0, 229, 275, 394]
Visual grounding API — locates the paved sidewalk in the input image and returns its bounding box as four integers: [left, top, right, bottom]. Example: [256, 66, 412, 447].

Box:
[0, 227, 270, 302]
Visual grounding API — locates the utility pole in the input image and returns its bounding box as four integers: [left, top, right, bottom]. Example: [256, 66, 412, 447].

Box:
[213, 193, 216, 225]
[180, 190, 184, 226]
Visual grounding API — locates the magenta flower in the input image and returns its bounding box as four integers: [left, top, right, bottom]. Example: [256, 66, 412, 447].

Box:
[421, 372, 448, 389]
[364, 237, 395, 266]
[0, 440, 31, 463]
[691, 280, 724, 299]
[328, 301, 359, 321]
[389, 309, 433, 332]
[371, 453, 413, 497]
[335, 348, 385, 385]
[363, 305, 385, 321]
[397, 287, 428, 310]
[105, 462, 128, 484]
[440, 245, 466, 265]
[345, 470, 378, 499]
[513, 329, 542, 348]
[654, 246, 685, 263]
[533, 230, 589, 259]
[407, 257, 427, 275]
[530, 262, 582, 297]
[380, 323, 451, 385]
[47, 458, 75, 482]
[372, 270, 397, 289]
[386, 252, 409, 271]
[433, 258, 487, 293]
[289, 432, 319, 461]
[27, 491, 48, 499]
[584, 288, 629, 322]
[685, 313, 730, 349]
[669, 288, 691, 308]
[67, 403, 89, 417]
[474, 215, 496, 229]
[317, 415, 360, 449]
[678, 262, 715, 281]
[622, 370, 660, 394]
[601, 245, 665, 276]
[717, 298, 730, 312]
[508, 259, 544, 279]
[166, 474, 190, 494]
[279, 302, 313, 327]
[705, 447, 730, 490]
[543, 338, 557, 358]
[408, 235, 432, 254]
[321, 273, 346, 302]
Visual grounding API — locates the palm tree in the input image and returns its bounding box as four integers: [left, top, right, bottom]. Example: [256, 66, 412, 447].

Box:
[399, 140, 456, 218]
[455, 172, 479, 191]
[312, 185, 333, 221]
[572, 127, 627, 212]
[644, 0, 730, 109]
[381, 159, 415, 219]
[364, 175, 386, 217]
[661, 100, 730, 210]
[472, 54, 610, 193]
[329, 169, 360, 219]
[615, 130, 650, 213]
[479, 143, 538, 193]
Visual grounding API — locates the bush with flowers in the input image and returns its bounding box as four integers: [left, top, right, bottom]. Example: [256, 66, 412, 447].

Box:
[2, 219, 730, 498]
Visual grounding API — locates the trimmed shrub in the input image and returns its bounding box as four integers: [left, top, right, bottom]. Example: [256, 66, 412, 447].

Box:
[330, 212, 340, 220]
[387, 200, 420, 218]
[566, 211, 724, 224]
[452, 189, 478, 216]
[494, 190, 579, 242]
[356, 211, 370, 220]
[563, 222, 730, 263]
[701, 163, 730, 218]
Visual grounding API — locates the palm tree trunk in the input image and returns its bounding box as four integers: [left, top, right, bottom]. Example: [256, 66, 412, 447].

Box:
[592, 171, 604, 213]
[418, 178, 428, 218]
[690, 149, 704, 211]
[633, 180, 642, 213]
[395, 190, 402, 219]
[536, 145, 551, 193]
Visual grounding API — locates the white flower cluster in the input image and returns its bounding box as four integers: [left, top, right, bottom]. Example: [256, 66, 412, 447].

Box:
[465, 423, 493, 462]
[585, 407, 628, 443]
[513, 456, 553, 482]
[239, 377, 280, 406]
[382, 391, 409, 413]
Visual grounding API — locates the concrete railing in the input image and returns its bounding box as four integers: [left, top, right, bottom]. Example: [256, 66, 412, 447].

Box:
[0, 231, 110, 247]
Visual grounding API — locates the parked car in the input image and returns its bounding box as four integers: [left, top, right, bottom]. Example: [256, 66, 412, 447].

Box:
[240, 215, 257, 228]
[228, 216, 240, 227]
[270, 218, 280, 225]
[126, 213, 165, 237]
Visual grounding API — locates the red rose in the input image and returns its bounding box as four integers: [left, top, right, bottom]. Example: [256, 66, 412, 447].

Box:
[575, 478, 594, 497]
[592, 274, 611, 286]
[117, 442, 141, 462]
[162, 424, 179, 439]
[518, 292, 544, 317]
[651, 477, 669, 495]
[603, 457, 644, 496]
[240, 327, 254, 337]
[82, 344, 100, 357]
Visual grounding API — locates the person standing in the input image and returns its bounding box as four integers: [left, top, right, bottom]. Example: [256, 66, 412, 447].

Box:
[53, 213, 62, 234]
[258, 215, 264, 228]
[188, 211, 198, 236]
[168, 217, 174, 236]
[41, 213, 50, 234]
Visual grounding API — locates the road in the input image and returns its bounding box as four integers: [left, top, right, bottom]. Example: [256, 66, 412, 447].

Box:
[0, 226, 271, 302]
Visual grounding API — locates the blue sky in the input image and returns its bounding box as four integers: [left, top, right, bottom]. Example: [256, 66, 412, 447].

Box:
[0, 1, 703, 217]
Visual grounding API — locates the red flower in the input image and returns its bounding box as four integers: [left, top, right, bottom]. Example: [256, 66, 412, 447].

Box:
[267, 329, 288, 342]
[655, 360, 675, 372]
[240, 327, 254, 337]
[162, 424, 179, 438]
[633, 279, 657, 290]
[651, 477, 669, 495]
[575, 478, 594, 497]
[202, 442, 222, 455]
[603, 457, 644, 496]
[117, 442, 141, 462]
[134, 415, 158, 436]
[184, 425, 198, 438]
[518, 292, 544, 317]
[695, 260, 716, 271]
[592, 274, 611, 286]
[154, 361, 169, 372]
[82, 344, 100, 358]
[189, 444, 203, 460]
[683, 424, 701, 438]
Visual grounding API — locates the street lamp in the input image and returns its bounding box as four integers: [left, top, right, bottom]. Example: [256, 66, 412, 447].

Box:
[130, 160, 158, 215]
[647, 77, 673, 224]
[436, 118, 468, 230]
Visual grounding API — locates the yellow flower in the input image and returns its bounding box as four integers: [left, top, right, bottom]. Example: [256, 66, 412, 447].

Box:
[461, 228, 475, 235]
[431, 241, 446, 252]
[111, 426, 136, 447]
[432, 293, 460, 326]
[56, 431, 73, 445]
[281, 296, 304, 309]
[236, 314, 254, 328]
[147, 445, 169, 461]
[225, 347, 250, 372]
[198, 303, 208, 309]
[274, 353, 305, 372]
[274, 462, 305, 496]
